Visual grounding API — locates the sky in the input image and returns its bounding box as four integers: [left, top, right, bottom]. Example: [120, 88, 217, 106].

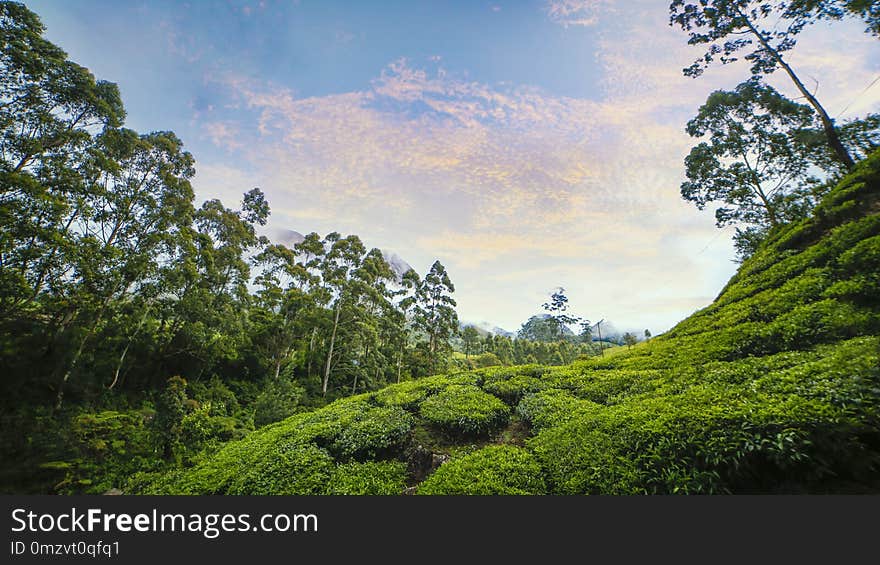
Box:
[26, 0, 880, 334]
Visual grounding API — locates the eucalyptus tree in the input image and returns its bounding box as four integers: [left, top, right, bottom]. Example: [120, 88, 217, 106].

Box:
[461, 325, 481, 359]
[402, 260, 459, 372]
[1, 1, 124, 322]
[53, 128, 196, 407]
[318, 233, 371, 395]
[542, 287, 580, 341]
[251, 242, 317, 380]
[152, 189, 266, 385]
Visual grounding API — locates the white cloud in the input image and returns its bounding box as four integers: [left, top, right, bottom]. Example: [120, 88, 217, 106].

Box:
[545, 0, 613, 28]
[191, 2, 878, 331]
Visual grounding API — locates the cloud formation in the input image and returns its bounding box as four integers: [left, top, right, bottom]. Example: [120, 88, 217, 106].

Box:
[545, 0, 613, 27]
[192, 0, 878, 332]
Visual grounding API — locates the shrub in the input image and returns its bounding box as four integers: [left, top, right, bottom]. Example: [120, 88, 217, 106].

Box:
[516, 389, 597, 431]
[227, 443, 335, 495]
[331, 406, 414, 461]
[478, 365, 548, 404]
[374, 379, 438, 411]
[330, 461, 408, 495]
[284, 397, 375, 448]
[253, 378, 306, 427]
[417, 445, 546, 495]
[54, 409, 156, 494]
[419, 385, 510, 436]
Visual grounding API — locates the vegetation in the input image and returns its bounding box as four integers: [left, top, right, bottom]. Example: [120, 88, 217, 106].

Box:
[1, 1, 878, 495]
[133, 152, 880, 494]
[417, 446, 546, 495]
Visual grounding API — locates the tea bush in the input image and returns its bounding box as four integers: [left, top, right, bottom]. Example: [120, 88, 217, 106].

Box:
[417, 445, 546, 495]
[331, 406, 413, 461]
[419, 385, 510, 436]
[227, 443, 335, 495]
[330, 461, 408, 495]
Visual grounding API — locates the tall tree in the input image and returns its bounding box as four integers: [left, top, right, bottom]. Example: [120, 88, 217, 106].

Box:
[669, 0, 856, 169]
[1, 1, 124, 320]
[53, 128, 196, 407]
[461, 325, 480, 359]
[402, 261, 459, 372]
[542, 287, 580, 341]
[792, 0, 880, 36]
[682, 79, 825, 255]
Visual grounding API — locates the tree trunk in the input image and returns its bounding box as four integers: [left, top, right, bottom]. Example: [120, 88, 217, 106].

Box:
[108, 304, 151, 390]
[307, 327, 317, 380]
[55, 293, 115, 409]
[322, 306, 341, 396]
[737, 7, 855, 170]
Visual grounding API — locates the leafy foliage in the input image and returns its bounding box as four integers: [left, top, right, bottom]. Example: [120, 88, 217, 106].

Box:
[418, 446, 546, 495]
[330, 461, 408, 495]
[419, 385, 510, 436]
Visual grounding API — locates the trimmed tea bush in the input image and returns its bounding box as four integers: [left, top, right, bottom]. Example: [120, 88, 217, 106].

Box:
[516, 389, 597, 431]
[227, 443, 334, 495]
[417, 445, 546, 495]
[419, 385, 510, 436]
[331, 406, 414, 461]
[330, 461, 408, 495]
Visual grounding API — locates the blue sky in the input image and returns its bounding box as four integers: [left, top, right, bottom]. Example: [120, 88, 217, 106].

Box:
[26, 0, 880, 333]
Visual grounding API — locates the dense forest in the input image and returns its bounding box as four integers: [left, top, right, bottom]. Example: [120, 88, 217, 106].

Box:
[1, 1, 879, 494]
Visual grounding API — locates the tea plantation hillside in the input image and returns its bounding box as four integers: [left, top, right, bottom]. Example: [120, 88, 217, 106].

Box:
[134, 153, 880, 495]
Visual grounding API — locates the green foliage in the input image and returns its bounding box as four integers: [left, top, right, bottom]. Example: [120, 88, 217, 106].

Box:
[227, 443, 335, 495]
[54, 409, 157, 494]
[253, 378, 306, 427]
[330, 461, 408, 495]
[5, 0, 880, 497]
[153, 376, 188, 458]
[419, 385, 510, 436]
[516, 389, 597, 431]
[331, 406, 413, 461]
[477, 365, 547, 404]
[418, 446, 545, 495]
[374, 379, 440, 410]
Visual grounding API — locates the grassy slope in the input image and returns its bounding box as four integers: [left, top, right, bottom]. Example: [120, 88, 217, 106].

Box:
[137, 153, 880, 495]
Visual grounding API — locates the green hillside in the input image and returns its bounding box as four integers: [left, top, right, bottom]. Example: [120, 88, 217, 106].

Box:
[135, 154, 880, 495]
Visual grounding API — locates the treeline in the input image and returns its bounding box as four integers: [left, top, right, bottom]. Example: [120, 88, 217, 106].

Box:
[457, 332, 608, 368]
[0, 2, 472, 415]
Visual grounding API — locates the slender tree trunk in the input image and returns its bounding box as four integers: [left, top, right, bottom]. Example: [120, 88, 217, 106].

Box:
[108, 304, 151, 390]
[307, 327, 317, 380]
[737, 7, 855, 169]
[753, 183, 779, 227]
[596, 320, 604, 357]
[397, 350, 402, 384]
[322, 306, 341, 396]
[55, 296, 110, 409]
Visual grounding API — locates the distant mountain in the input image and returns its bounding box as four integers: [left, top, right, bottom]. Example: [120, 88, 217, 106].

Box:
[382, 251, 414, 282]
[461, 321, 515, 338]
[270, 228, 305, 246]
[268, 228, 413, 283]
